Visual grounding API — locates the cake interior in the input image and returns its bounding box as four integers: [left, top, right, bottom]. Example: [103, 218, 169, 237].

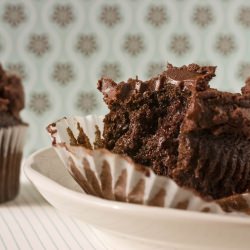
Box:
[100, 66, 206, 177]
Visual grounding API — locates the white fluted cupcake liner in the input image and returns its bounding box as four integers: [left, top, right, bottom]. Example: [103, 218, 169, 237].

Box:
[47, 115, 250, 216]
[0, 125, 27, 203]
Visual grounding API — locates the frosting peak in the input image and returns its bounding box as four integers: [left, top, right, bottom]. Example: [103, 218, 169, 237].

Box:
[0, 64, 25, 119]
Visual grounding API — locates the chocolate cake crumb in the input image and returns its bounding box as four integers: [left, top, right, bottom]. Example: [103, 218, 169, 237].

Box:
[76, 123, 92, 149]
[67, 127, 78, 146]
[66, 124, 93, 149]
[46, 122, 57, 145]
[217, 195, 249, 213]
[67, 123, 95, 149]
[94, 125, 104, 149]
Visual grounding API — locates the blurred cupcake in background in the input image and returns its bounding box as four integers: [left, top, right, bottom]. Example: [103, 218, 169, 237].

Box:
[0, 64, 27, 203]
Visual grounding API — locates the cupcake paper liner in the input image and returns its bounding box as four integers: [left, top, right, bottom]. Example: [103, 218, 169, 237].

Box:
[0, 125, 27, 203]
[47, 115, 250, 216]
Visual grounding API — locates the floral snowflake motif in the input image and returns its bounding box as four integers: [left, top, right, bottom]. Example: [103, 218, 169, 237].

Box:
[52, 4, 74, 27]
[3, 4, 26, 27]
[170, 35, 191, 56]
[28, 34, 50, 57]
[238, 62, 250, 80]
[29, 92, 51, 115]
[76, 34, 98, 56]
[238, 6, 250, 28]
[7, 63, 27, 80]
[101, 63, 121, 81]
[147, 62, 165, 78]
[146, 5, 167, 27]
[192, 6, 213, 27]
[123, 34, 144, 56]
[215, 34, 235, 56]
[52, 63, 74, 86]
[100, 5, 121, 27]
[75, 92, 98, 114]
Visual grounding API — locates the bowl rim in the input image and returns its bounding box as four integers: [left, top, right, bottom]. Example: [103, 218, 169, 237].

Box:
[24, 147, 250, 226]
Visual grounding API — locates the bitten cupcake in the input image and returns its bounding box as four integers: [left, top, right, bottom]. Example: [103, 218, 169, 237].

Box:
[0, 64, 27, 203]
[47, 63, 250, 215]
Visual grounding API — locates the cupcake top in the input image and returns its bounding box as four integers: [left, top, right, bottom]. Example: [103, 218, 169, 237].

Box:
[97, 63, 216, 107]
[0, 64, 25, 127]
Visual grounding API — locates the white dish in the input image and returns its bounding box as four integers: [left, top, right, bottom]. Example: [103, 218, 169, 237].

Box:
[24, 147, 250, 250]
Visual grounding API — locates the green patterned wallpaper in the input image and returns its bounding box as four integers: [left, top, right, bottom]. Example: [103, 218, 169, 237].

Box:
[1, 0, 250, 154]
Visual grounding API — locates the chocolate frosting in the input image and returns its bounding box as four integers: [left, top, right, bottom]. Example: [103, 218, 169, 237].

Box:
[97, 63, 216, 106]
[182, 86, 250, 138]
[0, 64, 25, 120]
[165, 63, 216, 90]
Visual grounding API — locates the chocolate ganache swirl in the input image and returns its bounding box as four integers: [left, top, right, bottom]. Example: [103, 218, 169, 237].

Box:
[0, 64, 25, 126]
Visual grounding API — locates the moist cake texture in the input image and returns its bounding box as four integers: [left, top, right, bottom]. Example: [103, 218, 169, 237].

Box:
[98, 63, 250, 199]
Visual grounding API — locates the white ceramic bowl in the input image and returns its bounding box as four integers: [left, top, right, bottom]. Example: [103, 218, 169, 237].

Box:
[24, 147, 250, 250]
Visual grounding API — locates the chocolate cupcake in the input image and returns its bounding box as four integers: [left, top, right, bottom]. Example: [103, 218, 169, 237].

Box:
[0, 64, 27, 203]
[47, 63, 250, 215]
[97, 63, 250, 200]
